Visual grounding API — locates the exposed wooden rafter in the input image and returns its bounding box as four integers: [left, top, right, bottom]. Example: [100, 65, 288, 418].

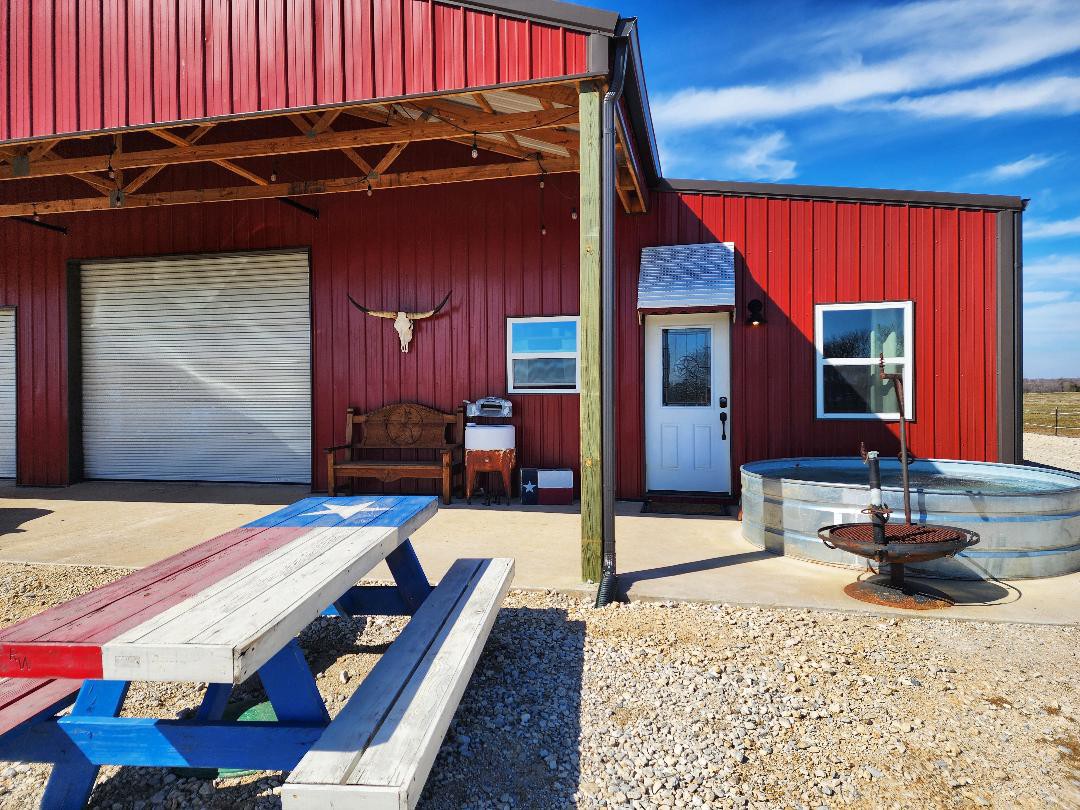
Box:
[0, 158, 578, 219]
[0, 107, 578, 183]
[125, 125, 214, 193]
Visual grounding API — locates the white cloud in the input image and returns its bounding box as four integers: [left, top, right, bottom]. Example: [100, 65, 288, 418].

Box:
[1026, 216, 1080, 240]
[652, 0, 1080, 129]
[1024, 290, 1072, 304]
[1025, 253, 1080, 277]
[975, 154, 1055, 182]
[725, 132, 797, 182]
[883, 75, 1080, 119]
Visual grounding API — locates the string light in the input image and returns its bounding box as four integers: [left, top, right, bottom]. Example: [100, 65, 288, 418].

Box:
[470, 133, 478, 159]
[571, 207, 578, 221]
[367, 180, 373, 197]
[270, 168, 278, 182]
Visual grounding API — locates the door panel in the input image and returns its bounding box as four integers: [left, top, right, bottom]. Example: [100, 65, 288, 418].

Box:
[645, 313, 731, 493]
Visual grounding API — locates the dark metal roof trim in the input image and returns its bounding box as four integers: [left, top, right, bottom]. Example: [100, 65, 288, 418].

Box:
[457, 0, 620, 33]
[614, 18, 662, 186]
[660, 178, 1025, 211]
[995, 210, 1023, 464]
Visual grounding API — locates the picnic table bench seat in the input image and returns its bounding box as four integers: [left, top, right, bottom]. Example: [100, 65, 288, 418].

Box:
[283, 557, 513, 809]
[0, 495, 513, 810]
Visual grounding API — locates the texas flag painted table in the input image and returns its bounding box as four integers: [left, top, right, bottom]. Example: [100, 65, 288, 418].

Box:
[0, 495, 442, 809]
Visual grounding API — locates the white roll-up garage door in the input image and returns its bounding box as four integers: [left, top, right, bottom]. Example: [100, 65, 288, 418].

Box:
[81, 251, 311, 483]
[0, 310, 15, 479]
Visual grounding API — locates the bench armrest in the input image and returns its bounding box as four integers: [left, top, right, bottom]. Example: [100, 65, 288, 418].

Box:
[325, 444, 352, 455]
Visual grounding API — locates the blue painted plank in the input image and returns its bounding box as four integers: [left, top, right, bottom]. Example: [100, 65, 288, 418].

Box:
[40, 680, 128, 810]
[8, 717, 322, 770]
[257, 641, 329, 725]
[386, 540, 433, 613]
[195, 683, 233, 722]
[332, 585, 411, 617]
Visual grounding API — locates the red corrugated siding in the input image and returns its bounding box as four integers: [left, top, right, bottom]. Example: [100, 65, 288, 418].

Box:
[0, 172, 582, 489]
[1, 0, 595, 143]
[614, 191, 1002, 498]
[0, 181, 1002, 496]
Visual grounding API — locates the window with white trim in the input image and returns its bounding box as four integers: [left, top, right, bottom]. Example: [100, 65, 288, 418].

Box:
[506, 316, 580, 394]
[815, 302, 913, 419]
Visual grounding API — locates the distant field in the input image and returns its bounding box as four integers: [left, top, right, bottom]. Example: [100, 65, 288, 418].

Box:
[1023, 392, 1080, 437]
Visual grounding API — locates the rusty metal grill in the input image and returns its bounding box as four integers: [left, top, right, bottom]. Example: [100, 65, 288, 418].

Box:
[826, 523, 968, 545]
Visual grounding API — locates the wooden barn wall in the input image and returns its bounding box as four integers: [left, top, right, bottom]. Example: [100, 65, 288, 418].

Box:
[0, 172, 582, 489]
[0, 0, 591, 143]
[614, 191, 1000, 498]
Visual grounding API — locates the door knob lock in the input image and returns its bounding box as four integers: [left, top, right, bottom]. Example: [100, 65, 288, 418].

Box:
[719, 396, 728, 408]
[719, 411, 728, 440]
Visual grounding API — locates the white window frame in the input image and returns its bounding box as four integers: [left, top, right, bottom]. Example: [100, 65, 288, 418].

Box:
[815, 301, 914, 421]
[506, 316, 581, 394]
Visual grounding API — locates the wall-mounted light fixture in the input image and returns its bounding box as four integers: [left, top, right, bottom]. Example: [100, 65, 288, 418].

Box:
[747, 298, 766, 326]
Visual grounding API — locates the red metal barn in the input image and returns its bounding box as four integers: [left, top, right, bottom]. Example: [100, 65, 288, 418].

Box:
[0, 1, 1022, 579]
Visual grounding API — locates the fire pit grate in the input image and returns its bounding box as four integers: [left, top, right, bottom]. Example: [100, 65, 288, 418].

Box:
[825, 523, 970, 545]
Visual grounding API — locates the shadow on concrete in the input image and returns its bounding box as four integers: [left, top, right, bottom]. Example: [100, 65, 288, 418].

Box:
[619, 549, 774, 590]
[0, 480, 309, 506]
[0, 507, 51, 536]
[898, 573, 1019, 607]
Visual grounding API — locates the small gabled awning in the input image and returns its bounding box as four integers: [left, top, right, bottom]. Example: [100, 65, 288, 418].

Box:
[637, 242, 736, 318]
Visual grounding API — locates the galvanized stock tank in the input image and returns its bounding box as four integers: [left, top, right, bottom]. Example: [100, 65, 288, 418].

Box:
[741, 458, 1080, 579]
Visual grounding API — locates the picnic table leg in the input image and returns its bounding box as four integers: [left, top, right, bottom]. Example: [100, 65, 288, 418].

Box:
[385, 539, 433, 613]
[258, 640, 330, 725]
[40, 680, 129, 810]
[195, 683, 234, 721]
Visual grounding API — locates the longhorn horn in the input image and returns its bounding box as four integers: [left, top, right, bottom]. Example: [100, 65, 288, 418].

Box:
[406, 290, 452, 320]
[347, 295, 396, 319]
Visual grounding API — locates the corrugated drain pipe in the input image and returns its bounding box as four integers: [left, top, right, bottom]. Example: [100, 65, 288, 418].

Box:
[594, 31, 631, 609]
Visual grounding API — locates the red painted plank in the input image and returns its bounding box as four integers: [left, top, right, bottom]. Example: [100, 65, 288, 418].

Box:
[205, 0, 233, 117]
[464, 8, 498, 88]
[0, 644, 102, 680]
[433, 2, 465, 91]
[286, 0, 315, 108]
[0, 525, 311, 646]
[0, 677, 82, 737]
[345, 0, 376, 101]
[9, 1, 32, 139]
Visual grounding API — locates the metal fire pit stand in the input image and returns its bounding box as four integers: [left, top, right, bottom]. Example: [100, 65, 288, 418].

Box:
[815, 356, 981, 610]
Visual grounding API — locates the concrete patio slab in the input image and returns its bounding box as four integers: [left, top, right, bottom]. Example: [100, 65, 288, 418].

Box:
[2, 481, 1077, 624]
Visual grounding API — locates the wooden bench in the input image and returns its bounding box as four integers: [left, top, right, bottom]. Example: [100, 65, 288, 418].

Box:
[326, 404, 464, 504]
[0, 496, 513, 810]
[283, 557, 513, 809]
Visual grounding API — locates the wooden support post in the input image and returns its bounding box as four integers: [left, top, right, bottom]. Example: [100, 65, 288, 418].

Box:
[578, 82, 603, 583]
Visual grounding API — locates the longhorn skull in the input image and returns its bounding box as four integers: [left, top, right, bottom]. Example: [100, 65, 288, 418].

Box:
[348, 291, 452, 352]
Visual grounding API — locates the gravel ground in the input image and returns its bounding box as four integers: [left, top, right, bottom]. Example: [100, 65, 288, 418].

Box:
[1024, 432, 1080, 473]
[1, 561, 1078, 810]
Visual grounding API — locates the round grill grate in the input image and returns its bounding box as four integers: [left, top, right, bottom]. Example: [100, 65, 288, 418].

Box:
[826, 523, 968, 545]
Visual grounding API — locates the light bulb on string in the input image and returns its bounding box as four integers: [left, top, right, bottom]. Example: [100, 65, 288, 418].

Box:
[571, 207, 578, 221]
[470, 133, 478, 159]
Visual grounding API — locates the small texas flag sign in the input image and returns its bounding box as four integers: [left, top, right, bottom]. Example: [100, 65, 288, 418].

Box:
[520, 468, 574, 505]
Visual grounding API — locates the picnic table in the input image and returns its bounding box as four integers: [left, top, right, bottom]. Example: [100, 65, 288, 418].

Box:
[0, 495, 514, 809]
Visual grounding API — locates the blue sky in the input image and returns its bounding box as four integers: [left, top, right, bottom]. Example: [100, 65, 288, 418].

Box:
[582, 0, 1080, 378]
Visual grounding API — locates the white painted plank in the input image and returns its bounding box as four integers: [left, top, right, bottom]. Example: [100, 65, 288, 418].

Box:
[285, 559, 513, 810]
[286, 559, 482, 786]
[346, 559, 514, 803]
[108, 498, 404, 645]
[101, 499, 437, 682]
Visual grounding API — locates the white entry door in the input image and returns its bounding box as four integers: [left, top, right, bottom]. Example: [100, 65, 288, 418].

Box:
[645, 313, 731, 493]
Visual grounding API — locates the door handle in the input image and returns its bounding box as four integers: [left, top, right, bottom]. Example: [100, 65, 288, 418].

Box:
[719, 411, 728, 440]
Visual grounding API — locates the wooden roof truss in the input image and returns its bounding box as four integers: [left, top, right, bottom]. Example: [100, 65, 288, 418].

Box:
[0, 80, 649, 222]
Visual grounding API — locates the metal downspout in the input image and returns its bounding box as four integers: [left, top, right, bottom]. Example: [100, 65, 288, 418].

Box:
[595, 32, 630, 608]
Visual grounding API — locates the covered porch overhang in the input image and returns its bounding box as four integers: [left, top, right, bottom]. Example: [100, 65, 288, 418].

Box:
[0, 64, 653, 584]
